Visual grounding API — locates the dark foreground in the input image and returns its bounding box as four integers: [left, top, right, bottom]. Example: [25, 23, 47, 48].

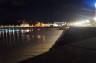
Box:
[19, 27, 96, 63]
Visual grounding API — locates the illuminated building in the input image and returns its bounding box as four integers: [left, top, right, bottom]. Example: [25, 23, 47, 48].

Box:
[34, 22, 45, 27]
[20, 21, 30, 27]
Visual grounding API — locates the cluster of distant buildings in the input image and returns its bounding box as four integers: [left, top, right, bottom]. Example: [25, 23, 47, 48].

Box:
[0, 20, 67, 28]
[20, 21, 67, 27]
[0, 19, 95, 28]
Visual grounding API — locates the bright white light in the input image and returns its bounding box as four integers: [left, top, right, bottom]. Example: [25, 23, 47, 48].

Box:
[93, 17, 96, 22]
[72, 21, 87, 27]
[21, 29, 30, 33]
[26, 29, 30, 32]
[85, 20, 90, 23]
[20, 24, 29, 27]
[95, 3, 96, 8]
[73, 22, 83, 26]
[93, 17, 96, 21]
[53, 23, 58, 27]
[69, 19, 91, 27]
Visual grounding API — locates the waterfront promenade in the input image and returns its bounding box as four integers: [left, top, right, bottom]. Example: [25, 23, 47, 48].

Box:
[20, 27, 96, 63]
[0, 28, 63, 63]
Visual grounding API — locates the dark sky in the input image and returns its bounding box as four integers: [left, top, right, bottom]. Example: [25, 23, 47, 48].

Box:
[0, 0, 95, 25]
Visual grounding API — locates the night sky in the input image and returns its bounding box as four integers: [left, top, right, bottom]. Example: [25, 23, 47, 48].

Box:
[0, 0, 95, 25]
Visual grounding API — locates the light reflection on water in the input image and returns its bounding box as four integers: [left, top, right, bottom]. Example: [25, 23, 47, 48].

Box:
[0, 28, 63, 63]
[0, 28, 61, 48]
[0, 28, 46, 48]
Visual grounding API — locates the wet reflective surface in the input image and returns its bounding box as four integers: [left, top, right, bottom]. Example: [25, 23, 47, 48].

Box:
[0, 28, 63, 63]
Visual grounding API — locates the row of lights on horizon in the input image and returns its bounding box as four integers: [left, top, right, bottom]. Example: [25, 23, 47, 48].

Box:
[0, 22, 67, 28]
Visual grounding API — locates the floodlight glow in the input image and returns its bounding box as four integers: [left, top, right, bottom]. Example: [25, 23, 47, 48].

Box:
[85, 20, 90, 23]
[95, 3, 96, 8]
[69, 19, 91, 27]
[53, 23, 58, 27]
[73, 22, 83, 27]
[93, 17, 96, 21]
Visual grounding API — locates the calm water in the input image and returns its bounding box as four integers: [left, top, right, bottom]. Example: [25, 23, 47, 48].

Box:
[0, 28, 63, 63]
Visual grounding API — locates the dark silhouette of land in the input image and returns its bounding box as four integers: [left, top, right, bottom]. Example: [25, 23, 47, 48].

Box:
[19, 27, 96, 63]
